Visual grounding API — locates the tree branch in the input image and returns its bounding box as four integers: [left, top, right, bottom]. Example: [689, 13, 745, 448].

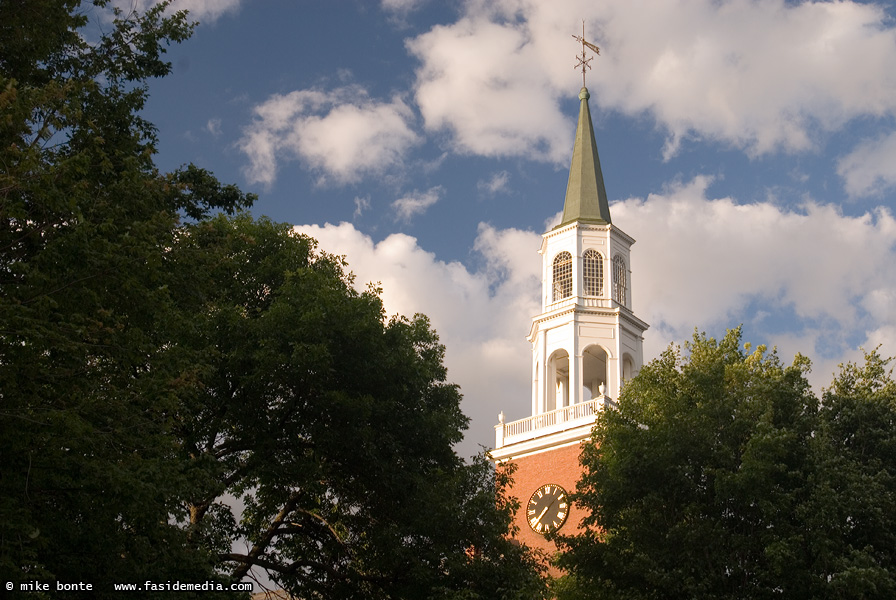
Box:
[229, 490, 302, 580]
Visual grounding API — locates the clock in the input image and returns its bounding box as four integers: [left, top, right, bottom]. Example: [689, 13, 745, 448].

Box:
[526, 483, 569, 534]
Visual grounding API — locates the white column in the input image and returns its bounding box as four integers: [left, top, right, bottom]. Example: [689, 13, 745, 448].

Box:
[607, 356, 619, 401]
[531, 336, 539, 417]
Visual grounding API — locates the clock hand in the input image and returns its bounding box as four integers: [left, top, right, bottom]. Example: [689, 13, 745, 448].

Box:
[533, 506, 549, 524]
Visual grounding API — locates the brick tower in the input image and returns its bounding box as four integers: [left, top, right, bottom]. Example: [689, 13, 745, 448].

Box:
[490, 85, 648, 564]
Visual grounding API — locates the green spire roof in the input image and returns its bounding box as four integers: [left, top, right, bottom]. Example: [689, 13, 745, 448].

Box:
[558, 87, 611, 227]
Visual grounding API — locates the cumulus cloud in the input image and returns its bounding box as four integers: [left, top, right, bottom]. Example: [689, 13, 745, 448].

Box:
[392, 186, 443, 222]
[294, 180, 896, 451]
[239, 86, 420, 187]
[407, 16, 572, 163]
[592, 0, 896, 156]
[406, 0, 896, 161]
[612, 176, 896, 383]
[838, 131, 896, 198]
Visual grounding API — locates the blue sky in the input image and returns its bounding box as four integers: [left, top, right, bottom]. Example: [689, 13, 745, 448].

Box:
[132, 0, 896, 455]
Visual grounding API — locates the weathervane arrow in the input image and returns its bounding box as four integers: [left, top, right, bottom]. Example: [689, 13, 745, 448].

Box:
[572, 21, 600, 87]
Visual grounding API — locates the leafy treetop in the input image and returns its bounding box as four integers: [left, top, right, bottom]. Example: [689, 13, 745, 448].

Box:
[555, 328, 896, 600]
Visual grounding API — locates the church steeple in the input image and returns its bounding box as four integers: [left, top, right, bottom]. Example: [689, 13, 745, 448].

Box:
[490, 30, 651, 572]
[559, 86, 611, 227]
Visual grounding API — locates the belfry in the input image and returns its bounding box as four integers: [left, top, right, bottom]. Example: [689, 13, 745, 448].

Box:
[491, 32, 648, 560]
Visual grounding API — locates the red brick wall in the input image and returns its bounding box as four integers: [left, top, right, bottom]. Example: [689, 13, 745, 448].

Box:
[503, 442, 588, 573]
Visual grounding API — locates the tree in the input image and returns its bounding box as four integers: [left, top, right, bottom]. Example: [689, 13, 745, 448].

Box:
[556, 329, 896, 600]
[556, 328, 819, 599]
[163, 214, 547, 599]
[809, 350, 896, 597]
[1, 1, 253, 592]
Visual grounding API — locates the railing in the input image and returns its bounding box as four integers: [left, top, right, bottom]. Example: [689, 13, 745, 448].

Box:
[581, 297, 615, 309]
[495, 396, 616, 448]
[545, 296, 616, 312]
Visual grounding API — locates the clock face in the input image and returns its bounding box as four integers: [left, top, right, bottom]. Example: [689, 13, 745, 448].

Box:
[527, 483, 569, 535]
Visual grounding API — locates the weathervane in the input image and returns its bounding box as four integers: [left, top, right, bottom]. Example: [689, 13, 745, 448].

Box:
[572, 21, 600, 87]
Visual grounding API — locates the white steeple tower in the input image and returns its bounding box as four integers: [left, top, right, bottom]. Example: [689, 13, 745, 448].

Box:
[530, 87, 648, 416]
[490, 34, 650, 567]
[493, 84, 648, 455]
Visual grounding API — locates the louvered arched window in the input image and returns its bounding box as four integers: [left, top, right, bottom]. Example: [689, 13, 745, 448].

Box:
[613, 255, 627, 306]
[552, 251, 572, 301]
[583, 249, 603, 297]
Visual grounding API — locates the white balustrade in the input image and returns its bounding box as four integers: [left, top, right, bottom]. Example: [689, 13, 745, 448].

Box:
[547, 296, 615, 311]
[494, 397, 614, 448]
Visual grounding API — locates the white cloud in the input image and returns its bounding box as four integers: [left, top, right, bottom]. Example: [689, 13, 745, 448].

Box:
[407, 16, 571, 163]
[612, 176, 896, 385]
[115, 0, 242, 22]
[477, 170, 511, 196]
[392, 186, 443, 222]
[239, 86, 420, 187]
[294, 181, 896, 452]
[838, 131, 896, 198]
[406, 0, 896, 160]
[592, 0, 896, 156]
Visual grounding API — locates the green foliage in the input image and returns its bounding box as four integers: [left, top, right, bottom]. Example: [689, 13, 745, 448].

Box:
[556, 329, 896, 599]
[165, 215, 546, 599]
[1, 1, 250, 593]
[810, 350, 896, 598]
[1, 3, 545, 598]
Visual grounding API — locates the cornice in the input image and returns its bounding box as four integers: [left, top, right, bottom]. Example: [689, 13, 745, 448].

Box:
[528, 303, 649, 340]
[619, 309, 650, 333]
[608, 223, 636, 246]
[490, 422, 594, 463]
[542, 221, 611, 240]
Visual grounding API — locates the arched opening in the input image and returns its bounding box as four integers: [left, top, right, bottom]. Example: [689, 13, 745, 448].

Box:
[582, 344, 609, 400]
[552, 252, 573, 301]
[583, 249, 603, 297]
[547, 349, 569, 412]
[622, 354, 634, 385]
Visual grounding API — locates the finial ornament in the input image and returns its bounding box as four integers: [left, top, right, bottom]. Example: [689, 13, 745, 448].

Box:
[572, 20, 600, 87]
